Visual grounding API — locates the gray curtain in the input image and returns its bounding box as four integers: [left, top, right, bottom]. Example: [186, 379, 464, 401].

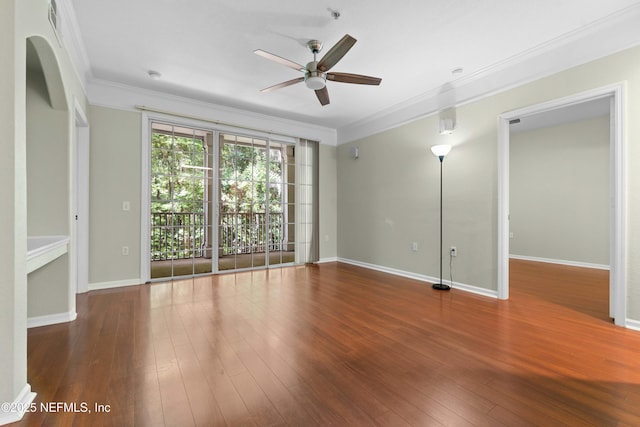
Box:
[295, 139, 319, 263]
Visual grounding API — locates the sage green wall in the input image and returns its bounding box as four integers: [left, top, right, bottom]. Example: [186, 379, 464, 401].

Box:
[0, 0, 25, 407]
[319, 143, 338, 260]
[25, 64, 71, 320]
[88, 106, 338, 285]
[88, 106, 142, 285]
[338, 45, 640, 322]
[510, 116, 609, 265]
[338, 116, 496, 288]
[26, 67, 69, 236]
[27, 255, 69, 318]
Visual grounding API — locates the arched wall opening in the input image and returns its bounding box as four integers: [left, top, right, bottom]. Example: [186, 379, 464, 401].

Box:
[25, 35, 75, 325]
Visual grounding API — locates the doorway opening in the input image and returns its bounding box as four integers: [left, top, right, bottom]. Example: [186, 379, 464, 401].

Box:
[508, 98, 610, 320]
[497, 85, 626, 326]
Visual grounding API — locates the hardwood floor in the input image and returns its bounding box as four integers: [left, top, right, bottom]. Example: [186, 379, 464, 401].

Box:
[12, 260, 640, 426]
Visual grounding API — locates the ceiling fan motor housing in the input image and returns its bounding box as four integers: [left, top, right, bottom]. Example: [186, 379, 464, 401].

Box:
[304, 61, 327, 89]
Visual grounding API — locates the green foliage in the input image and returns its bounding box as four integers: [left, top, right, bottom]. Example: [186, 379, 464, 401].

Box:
[151, 132, 206, 214]
[150, 131, 289, 261]
[219, 141, 283, 213]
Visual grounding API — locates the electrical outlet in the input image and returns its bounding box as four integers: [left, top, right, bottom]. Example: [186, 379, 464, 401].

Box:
[411, 242, 418, 252]
[450, 246, 457, 257]
[122, 246, 129, 256]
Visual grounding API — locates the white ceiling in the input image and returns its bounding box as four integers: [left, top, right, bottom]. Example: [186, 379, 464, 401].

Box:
[510, 97, 611, 133]
[70, 0, 640, 130]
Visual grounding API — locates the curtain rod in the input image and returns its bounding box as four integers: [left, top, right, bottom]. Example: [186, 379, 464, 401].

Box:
[134, 105, 302, 141]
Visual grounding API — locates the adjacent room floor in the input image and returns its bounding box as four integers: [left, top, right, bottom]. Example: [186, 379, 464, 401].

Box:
[14, 260, 640, 426]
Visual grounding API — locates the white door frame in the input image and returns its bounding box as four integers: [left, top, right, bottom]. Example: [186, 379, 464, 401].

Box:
[140, 114, 221, 282]
[73, 97, 90, 294]
[140, 114, 151, 284]
[497, 83, 626, 326]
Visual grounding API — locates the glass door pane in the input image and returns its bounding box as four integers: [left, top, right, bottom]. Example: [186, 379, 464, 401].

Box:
[150, 123, 213, 279]
[218, 134, 295, 271]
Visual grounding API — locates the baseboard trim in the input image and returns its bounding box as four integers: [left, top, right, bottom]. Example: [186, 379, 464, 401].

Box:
[317, 257, 339, 264]
[27, 311, 77, 328]
[0, 383, 36, 426]
[337, 257, 498, 299]
[88, 278, 142, 291]
[509, 254, 610, 270]
[625, 319, 640, 331]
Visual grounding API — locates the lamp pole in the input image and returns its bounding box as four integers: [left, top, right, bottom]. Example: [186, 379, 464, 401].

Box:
[430, 145, 452, 291]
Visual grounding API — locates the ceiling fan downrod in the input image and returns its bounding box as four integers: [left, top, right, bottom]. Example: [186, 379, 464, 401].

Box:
[305, 40, 326, 89]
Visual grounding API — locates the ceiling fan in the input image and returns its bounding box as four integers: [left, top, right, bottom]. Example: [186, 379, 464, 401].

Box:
[254, 34, 382, 106]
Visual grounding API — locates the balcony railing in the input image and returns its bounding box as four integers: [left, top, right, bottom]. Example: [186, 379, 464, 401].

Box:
[151, 211, 285, 260]
[220, 212, 284, 255]
[151, 212, 205, 261]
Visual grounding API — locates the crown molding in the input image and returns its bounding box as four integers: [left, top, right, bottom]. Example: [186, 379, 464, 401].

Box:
[87, 78, 338, 145]
[337, 3, 640, 145]
[56, 0, 93, 89]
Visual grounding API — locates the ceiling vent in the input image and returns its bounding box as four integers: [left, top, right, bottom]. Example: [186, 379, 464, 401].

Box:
[48, 0, 63, 45]
[48, 0, 58, 31]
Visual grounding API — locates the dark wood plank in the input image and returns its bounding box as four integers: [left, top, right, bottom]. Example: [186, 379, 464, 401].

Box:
[13, 261, 640, 426]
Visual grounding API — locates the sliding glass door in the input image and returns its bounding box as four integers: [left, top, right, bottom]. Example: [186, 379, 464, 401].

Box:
[146, 120, 315, 279]
[218, 133, 295, 271]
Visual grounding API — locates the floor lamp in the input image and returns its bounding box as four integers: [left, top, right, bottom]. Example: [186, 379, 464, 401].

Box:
[431, 144, 452, 291]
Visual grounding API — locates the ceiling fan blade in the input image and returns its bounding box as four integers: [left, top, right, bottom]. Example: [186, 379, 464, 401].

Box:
[260, 77, 304, 92]
[254, 49, 305, 72]
[315, 86, 330, 106]
[317, 34, 357, 72]
[327, 72, 382, 85]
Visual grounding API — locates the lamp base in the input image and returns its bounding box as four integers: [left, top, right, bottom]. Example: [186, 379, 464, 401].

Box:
[432, 283, 451, 291]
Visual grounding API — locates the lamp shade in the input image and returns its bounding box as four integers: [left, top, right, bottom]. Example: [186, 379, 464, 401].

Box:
[430, 145, 452, 158]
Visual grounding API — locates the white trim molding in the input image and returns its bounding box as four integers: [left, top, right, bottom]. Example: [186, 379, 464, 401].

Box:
[0, 384, 37, 426]
[88, 278, 142, 291]
[87, 79, 338, 146]
[27, 311, 77, 329]
[337, 258, 498, 299]
[317, 257, 339, 264]
[140, 115, 151, 285]
[510, 255, 610, 271]
[73, 96, 90, 294]
[56, 0, 92, 92]
[626, 319, 640, 332]
[56, 0, 92, 96]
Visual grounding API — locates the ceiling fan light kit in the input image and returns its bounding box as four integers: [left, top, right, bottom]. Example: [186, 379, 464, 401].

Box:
[305, 75, 326, 90]
[255, 34, 382, 106]
[303, 56, 327, 90]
